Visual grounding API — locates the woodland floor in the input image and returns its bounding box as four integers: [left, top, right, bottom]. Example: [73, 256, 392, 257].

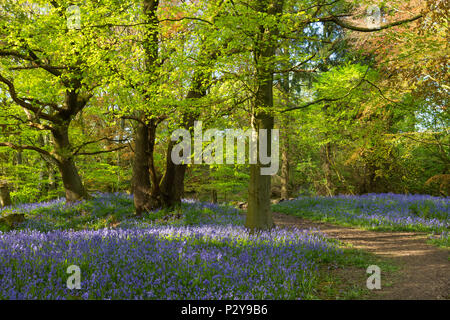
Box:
[272, 212, 450, 300]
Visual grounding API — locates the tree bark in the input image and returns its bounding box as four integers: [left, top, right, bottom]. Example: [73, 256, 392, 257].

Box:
[246, 114, 275, 231]
[37, 134, 49, 197]
[159, 141, 187, 208]
[320, 142, 334, 196]
[147, 118, 162, 208]
[132, 120, 153, 215]
[211, 189, 218, 203]
[280, 144, 290, 199]
[52, 125, 86, 202]
[0, 180, 12, 207]
[48, 163, 57, 191]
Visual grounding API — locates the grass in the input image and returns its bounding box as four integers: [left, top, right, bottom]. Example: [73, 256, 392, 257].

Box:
[314, 244, 399, 300]
[428, 232, 450, 248]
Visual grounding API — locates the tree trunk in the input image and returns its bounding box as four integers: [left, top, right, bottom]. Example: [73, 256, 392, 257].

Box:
[280, 145, 289, 199]
[0, 180, 12, 207]
[57, 159, 86, 202]
[16, 138, 23, 165]
[211, 189, 217, 203]
[147, 118, 162, 208]
[52, 126, 86, 202]
[246, 114, 275, 231]
[160, 140, 187, 208]
[48, 164, 57, 191]
[132, 120, 153, 215]
[280, 60, 291, 200]
[321, 142, 334, 196]
[37, 134, 49, 197]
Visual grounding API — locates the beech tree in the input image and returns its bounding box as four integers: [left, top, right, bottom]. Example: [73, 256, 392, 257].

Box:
[110, 0, 237, 214]
[221, 0, 425, 230]
[0, 0, 125, 202]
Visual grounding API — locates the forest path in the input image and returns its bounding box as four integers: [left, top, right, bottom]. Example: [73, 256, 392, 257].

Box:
[272, 212, 449, 300]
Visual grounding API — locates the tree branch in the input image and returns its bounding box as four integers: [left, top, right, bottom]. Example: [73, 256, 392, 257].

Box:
[0, 73, 61, 123]
[0, 142, 59, 164]
[0, 49, 64, 77]
[320, 14, 423, 33]
[0, 114, 53, 131]
[85, 16, 214, 29]
[75, 145, 127, 156]
[363, 79, 402, 106]
[282, 67, 370, 113]
[72, 137, 129, 156]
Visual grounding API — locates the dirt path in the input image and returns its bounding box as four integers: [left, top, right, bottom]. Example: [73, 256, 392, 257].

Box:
[273, 212, 450, 300]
